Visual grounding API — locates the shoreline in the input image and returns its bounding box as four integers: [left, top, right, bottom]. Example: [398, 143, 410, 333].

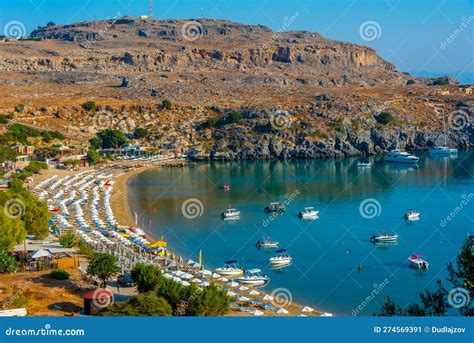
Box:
[109, 160, 326, 317]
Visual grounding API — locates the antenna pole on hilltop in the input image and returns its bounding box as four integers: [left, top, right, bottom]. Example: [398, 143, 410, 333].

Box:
[149, 0, 153, 18]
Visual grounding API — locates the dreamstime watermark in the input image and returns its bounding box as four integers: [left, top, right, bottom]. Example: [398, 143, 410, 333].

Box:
[359, 198, 382, 219]
[5, 324, 85, 337]
[3, 198, 26, 219]
[80, 13, 122, 49]
[447, 287, 471, 309]
[181, 198, 204, 219]
[439, 193, 474, 228]
[271, 287, 293, 308]
[181, 21, 204, 42]
[270, 110, 292, 130]
[352, 278, 390, 316]
[262, 12, 300, 49]
[448, 110, 471, 131]
[3, 20, 26, 38]
[1, 281, 32, 310]
[262, 189, 300, 228]
[91, 288, 114, 308]
[440, 16, 474, 50]
[359, 21, 382, 41]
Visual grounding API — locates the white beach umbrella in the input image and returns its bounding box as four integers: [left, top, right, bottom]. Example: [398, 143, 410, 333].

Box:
[181, 281, 191, 287]
[212, 273, 221, 278]
[249, 290, 260, 296]
[237, 296, 250, 302]
[251, 310, 264, 316]
[228, 281, 239, 288]
[238, 286, 249, 291]
[276, 308, 289, 315]
[227, 291, 237, 297]
[320, 312, 333, 317]
[301, 306, 314, 313]
[191, 278, 201, 283]
[262, 295, 274, 302]
[199, 281, 210, 288]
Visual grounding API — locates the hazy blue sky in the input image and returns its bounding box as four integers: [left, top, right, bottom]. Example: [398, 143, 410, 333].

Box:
[0, 0, 472, 81]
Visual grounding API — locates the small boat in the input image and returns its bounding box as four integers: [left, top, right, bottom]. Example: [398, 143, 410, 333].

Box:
[357, 161, 371, 168]
[269, 249, 293, 267]
[236, 268, 269, 286]
[298, 207, 319, 219]
[221, 208, 240, 220]
[408, 254, 429, 270]
[256, 236, 279, 248]
[264, 202, 286, 213]
[385, 150, 419, 164]
[215, 260, 244, 277]
[405, 209, 420, 221]
[370, 230, 398, 243]
[429, 146, 458, 155]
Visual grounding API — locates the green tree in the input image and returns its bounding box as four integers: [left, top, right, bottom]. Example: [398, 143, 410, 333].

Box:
[59, 232, 77, 248]
[97, 129, 127, 149]
[50, 269, 70, 280]
[131, 263, 163, 293]
[162, 99, 172, 110]
[87, 149, 100, 165]
[24, 161, 48, 174]
[82, 101, 97, 111]
[0, 210, 26, 251]
[206, 117, 218, 128]
[87, 253, 120, 288]
[89, 137, 102, 150]
[133, 127, 148, 139]
[0, 248, 18, 273]
[228, 110, 243, 123]
[195, 283, 230, 316]
[100, 292, 172, 316]
[376, 112, 394, 125]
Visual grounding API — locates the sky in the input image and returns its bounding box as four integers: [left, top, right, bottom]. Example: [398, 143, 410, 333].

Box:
[0, 0, 473, 83]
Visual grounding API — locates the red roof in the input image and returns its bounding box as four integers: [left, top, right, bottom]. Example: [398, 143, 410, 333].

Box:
[82, 288, 113, 300]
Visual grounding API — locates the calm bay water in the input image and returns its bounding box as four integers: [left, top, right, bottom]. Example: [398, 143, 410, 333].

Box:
[128, 150, 473, 315]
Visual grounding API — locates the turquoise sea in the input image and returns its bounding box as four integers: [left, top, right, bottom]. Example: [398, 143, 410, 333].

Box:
[128, 150, 473, 315]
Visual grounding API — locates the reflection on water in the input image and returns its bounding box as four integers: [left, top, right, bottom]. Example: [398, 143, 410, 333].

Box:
[129, 150, 473, 315]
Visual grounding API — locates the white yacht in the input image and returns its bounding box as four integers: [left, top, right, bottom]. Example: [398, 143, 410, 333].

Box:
[256, 236, 280, 248]
[357, 161, 371, 168]
[236, 269, 269, 286]
[405, 209, 420, 221]
[408, 254, 429, 270]
[298, 207, 319, 219]
[215, 260, 244, 277]
[385, 150, 419, 164]
[429, 146, 458, 155]
[370, 231, 398, 243]
[269, 249, 293, 267]
[221, 208, 240, 220]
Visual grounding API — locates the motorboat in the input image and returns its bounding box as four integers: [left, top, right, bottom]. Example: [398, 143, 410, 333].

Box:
[298, 207, 319, 219]
[405, 209, 420, 221]
[256, 236, 280, 248]
[215, 260, 244, 277]
[408, 254, 429, 270]
[357, 161, 371, 168]
[370, 231, 399, 243]
[429, 146, 458, 155]
[221, 208, 240, 220]
[385, 150, 419, 164]
[236, 268, 269, 286]
[264, 202, 286, 213]
[269, 249, 293, 267]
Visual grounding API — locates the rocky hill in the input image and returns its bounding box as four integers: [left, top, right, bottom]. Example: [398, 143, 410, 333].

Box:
[0, 17, 471, 159]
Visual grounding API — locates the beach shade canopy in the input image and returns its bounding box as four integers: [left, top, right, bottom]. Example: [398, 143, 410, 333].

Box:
[237, 296, 250, 302]
[228, 281, 239, 288]
[199, 269, 212, 277]
[199, 281, 210, 287]
[150, 240, 167, 248]
[187, 259, 195, 265]
[162, 273, 173, 279]
[30, 249, 51, 259]
[277, 308, 289, 315]
[249, 290, 260, 296]
[251, 310, 264, 316]
[227, 291, 237, 297]
[181, 281, 191, 287]
[181, 273, 194, 280]
[191, 278, 201, 283]
[320, 312, 333, 317]
[218, 277, 228, 282]
[238, 286, 249, 291]
[212, 273, 221, 278]
[301, 306, 314, 313]
[262, 295, 274, 302]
